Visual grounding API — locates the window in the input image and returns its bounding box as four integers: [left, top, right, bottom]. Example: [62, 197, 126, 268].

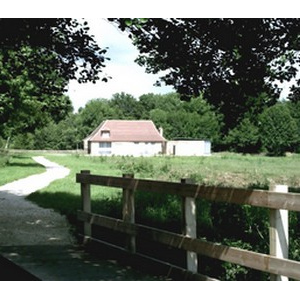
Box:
[101, 130, 110, 138]
[99, 142, 112, 155]
[99, 142, 111, 148]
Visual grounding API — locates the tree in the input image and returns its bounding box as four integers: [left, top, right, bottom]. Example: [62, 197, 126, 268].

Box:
[148, 94, 223, 143]
[110, 18, 300, 131]
[0, 19, 109, 139]
[0, 47, 73, 136]
[110, 92, 140, 119]
[287, 101, 300, 153]
[259, 103, 299, 156]
[225, 118, 261, 153]
[76, 98, 122, 139]
[0, 19, 108, 88]
[33, 115, 82, 150]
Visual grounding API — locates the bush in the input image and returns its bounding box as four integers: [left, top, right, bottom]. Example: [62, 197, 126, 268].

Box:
[11, 133, 35, 149]
[0, 136, 6, 149]
[259, 103, 299, 156]
[116, 157, 154, 176]
[225, 118, 261, 153]
[0, 150, 10, 167]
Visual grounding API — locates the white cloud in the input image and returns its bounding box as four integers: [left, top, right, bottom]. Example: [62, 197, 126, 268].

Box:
[66, 18, 174, 112]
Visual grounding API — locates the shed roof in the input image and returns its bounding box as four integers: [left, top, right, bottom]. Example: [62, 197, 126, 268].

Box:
[85, 120, 166, 142]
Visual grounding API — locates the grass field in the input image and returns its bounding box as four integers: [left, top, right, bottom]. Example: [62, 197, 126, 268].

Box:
[0, 152, 45, 186]
[2, 151, 300, 280]
[43, 152, 300, 188]
[21, 152, 300, 220]
[2, 152, 300, 211]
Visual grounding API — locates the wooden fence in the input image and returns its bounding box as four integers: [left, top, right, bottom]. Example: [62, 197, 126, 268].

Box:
[76, 170, 300, 281]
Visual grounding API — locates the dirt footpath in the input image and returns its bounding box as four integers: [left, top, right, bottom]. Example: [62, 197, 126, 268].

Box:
[0, 156, 73, 246]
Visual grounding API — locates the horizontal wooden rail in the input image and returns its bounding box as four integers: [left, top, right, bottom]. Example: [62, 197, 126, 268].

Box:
[81, 235, 217, 281]
[78, 210, 300, 280]
[76, 173, 300, 211]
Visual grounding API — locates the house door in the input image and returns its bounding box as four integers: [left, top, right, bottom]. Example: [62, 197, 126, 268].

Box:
[173, 145, 176, 155]
[88, 141, 91, 154]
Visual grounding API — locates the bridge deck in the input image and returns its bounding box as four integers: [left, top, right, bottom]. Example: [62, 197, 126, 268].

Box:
[0, 244, 166, 281]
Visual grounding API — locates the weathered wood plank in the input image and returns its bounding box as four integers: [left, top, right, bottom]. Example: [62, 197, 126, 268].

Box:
[269, 185, 289, 281]
[80, 170, 91, 238]
[76, 173, 300, 211]
[181, 178, 198, 273]
[122, 174, 136, 253]
[77, 211, 300, 280]
[81, 235, 218, 281]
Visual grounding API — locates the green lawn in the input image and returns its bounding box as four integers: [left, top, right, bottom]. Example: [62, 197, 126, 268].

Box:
[42, 152, 300, 188]
[3, 151, 300, 280]
[0, 152, 45, 186]
[25, 152, 300, 221]
[3, 151, 299, 228]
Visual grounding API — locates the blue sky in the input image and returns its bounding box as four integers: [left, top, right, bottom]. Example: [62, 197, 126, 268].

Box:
[66, 19, 174, 111]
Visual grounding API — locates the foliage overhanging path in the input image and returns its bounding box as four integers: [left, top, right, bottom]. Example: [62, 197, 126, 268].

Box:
[0, 156, 72, 246]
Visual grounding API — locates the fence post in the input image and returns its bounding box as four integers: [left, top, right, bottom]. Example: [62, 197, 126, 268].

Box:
[81, 170, 91, 240]
[269, 184, 289, 281]
[181, 178, 198, 273]
[122, 173, 136, 253]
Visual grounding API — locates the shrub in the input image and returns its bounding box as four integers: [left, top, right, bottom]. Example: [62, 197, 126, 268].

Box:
[0, 136, 6, 149]
[259, 103, 299, 156]
[11, 133, 35, 149]
[225, 118, 261, 153]
[0, 150, 10, 167]
[116, 157, 154, 176]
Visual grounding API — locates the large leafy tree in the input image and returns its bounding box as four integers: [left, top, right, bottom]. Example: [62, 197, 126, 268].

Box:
[0, 19, 109, 138]
[0, 19, 108, 87]
[110, 18, 300, 130]
[0, 47, 73, 136]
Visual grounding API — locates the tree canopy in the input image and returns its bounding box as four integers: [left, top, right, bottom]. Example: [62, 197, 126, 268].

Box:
[0, 19, 109, 88]
[110, 18, 300, 130]
[0, 18, 109, 138]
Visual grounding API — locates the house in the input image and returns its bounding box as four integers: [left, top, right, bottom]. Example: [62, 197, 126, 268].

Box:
[83, 120, 166, 156]
[166, 140, 211, 156]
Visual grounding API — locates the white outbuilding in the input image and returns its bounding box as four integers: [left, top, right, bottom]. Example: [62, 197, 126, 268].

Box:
[166, 140, 211, 156]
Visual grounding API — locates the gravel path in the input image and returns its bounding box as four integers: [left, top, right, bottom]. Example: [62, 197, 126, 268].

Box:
[0, 156, 74, 246]
[0, 156, 164, 280]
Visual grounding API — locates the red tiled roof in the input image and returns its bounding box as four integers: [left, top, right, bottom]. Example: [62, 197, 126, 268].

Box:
[87, 120, 166, 142]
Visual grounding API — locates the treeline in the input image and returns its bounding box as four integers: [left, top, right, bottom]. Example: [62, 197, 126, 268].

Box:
[2, 92, 300, 156]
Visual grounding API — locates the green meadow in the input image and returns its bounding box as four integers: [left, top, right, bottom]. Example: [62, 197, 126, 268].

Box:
[1, 151, 300, 280]
[0, 151, 44, 186]
[20, 152, 300, 221]
[2, 152, 300, 219]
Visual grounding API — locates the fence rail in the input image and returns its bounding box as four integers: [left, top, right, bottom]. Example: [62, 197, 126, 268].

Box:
[76, 171, 300, 281]
[76, 172, 300, 211]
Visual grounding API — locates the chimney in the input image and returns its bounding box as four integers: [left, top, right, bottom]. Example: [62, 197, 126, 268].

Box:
[159, 127, 163, 137]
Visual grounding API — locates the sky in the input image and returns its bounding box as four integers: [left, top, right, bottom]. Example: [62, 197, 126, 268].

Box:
[65, 17, 298, 112]
[5, 1, 300, 113]
[66, 19, 174, 112]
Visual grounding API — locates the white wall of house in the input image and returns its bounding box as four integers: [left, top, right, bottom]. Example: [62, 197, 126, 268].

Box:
[90, 141, 163, 157]
[166, 140, 211, 156]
